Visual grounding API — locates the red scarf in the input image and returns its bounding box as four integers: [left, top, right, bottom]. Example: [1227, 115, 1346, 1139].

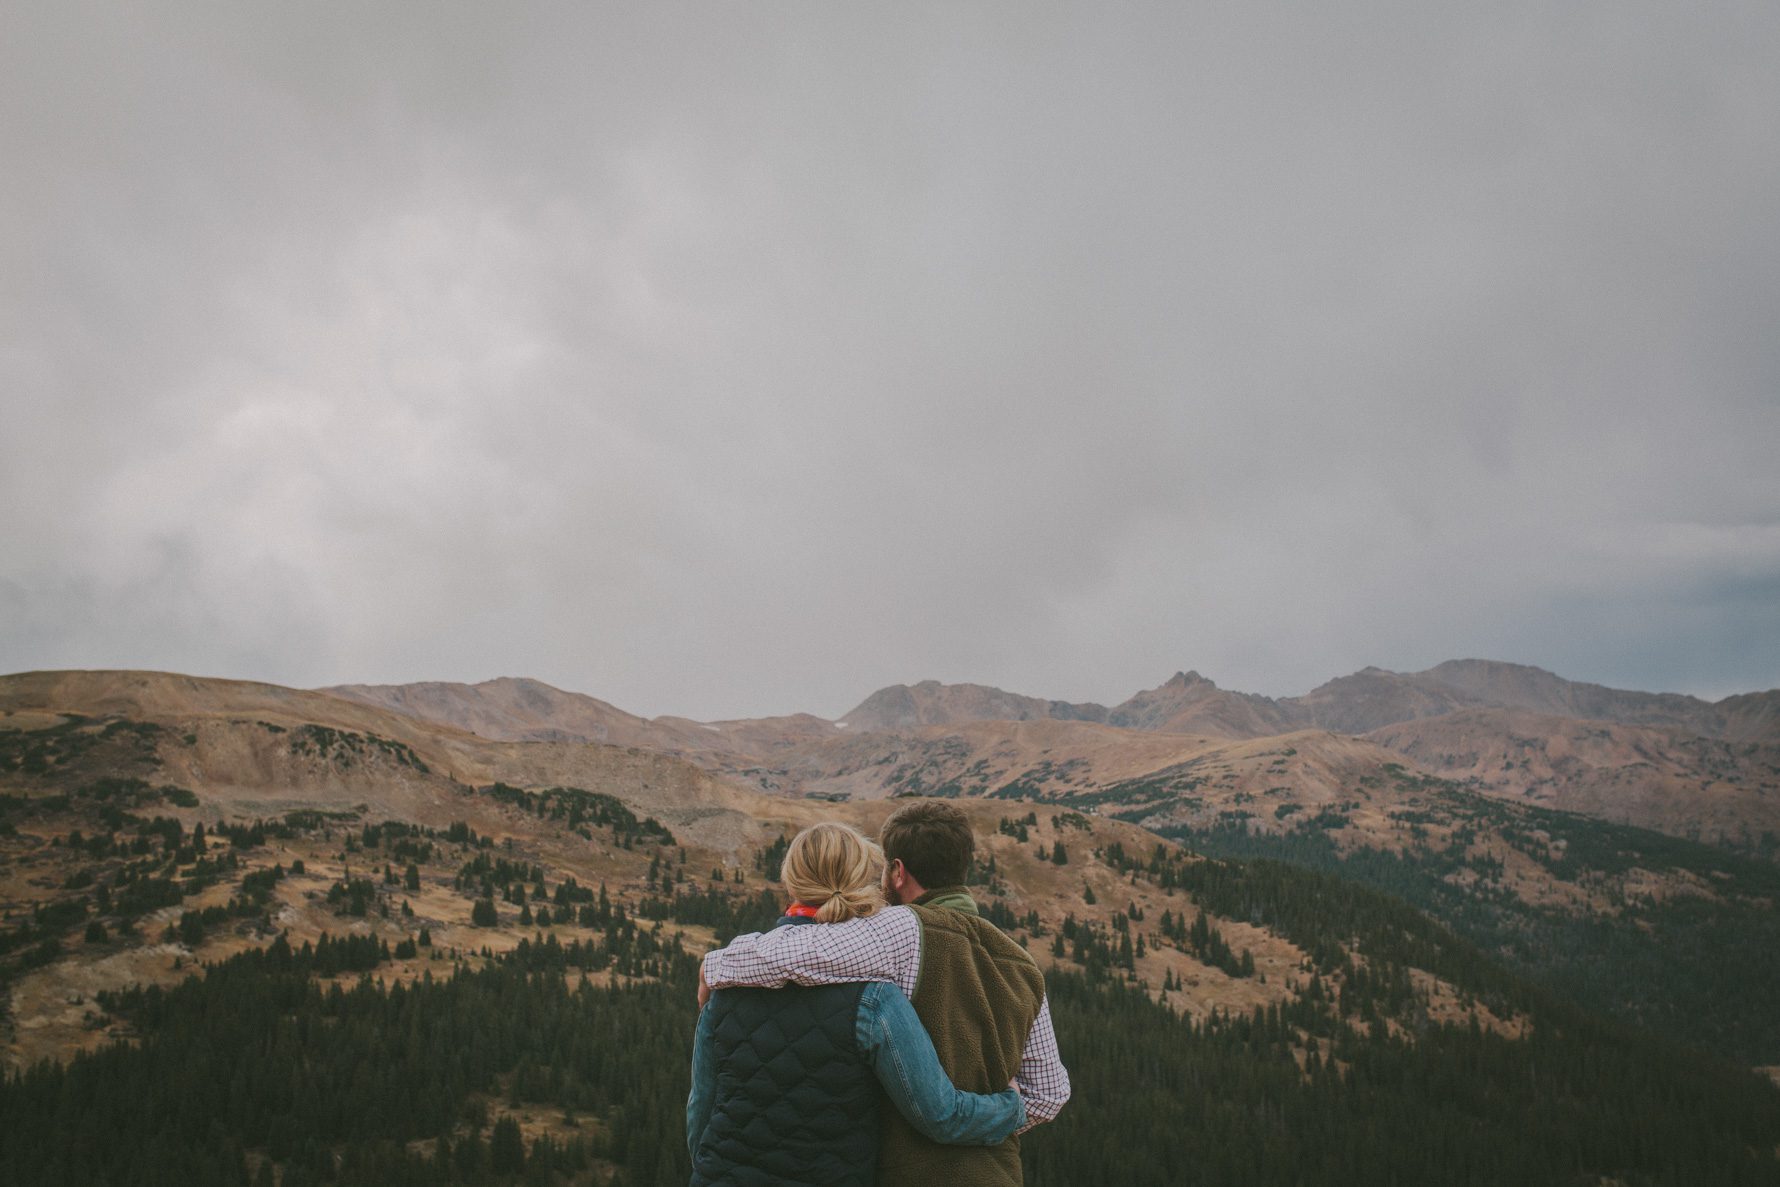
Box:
[784, 902, 822, 919]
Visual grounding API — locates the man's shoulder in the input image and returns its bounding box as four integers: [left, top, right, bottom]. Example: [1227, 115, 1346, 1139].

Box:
[911, 902, 1040, 970]
[908, 903, 1045, 1027]
[908, 900, 1018, 941]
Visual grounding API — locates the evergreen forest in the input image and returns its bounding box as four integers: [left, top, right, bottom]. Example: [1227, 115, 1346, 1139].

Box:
[5, 848, 1780, 1185]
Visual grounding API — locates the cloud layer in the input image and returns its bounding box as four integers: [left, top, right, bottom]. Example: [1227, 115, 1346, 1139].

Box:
[4, 3, 1778, 717]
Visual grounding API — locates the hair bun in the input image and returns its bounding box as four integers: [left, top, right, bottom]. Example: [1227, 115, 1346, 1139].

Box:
[815, 884, 881, 923]
[781, 822, 885, 924]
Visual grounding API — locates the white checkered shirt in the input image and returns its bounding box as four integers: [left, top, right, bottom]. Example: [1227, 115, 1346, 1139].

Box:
[702, 903, 1071, 1133]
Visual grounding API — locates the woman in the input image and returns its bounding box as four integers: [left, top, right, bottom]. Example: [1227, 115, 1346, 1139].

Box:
[687, 822, 1023, 1187]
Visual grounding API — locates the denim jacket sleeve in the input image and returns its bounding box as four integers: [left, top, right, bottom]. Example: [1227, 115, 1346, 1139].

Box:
[855, 981, 1027, 1145]
[686, 1000, 719, 1159]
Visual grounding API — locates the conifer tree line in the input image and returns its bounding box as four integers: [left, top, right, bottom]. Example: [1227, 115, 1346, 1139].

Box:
[6, 864, 1780, 1185]
[1163, 802, 1780, 1064]
[5, 920, 1779, 1185]
[1026, 971, 1780, 1186]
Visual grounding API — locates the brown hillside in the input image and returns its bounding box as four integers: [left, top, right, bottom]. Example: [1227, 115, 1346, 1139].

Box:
[1290, 659, 1779, 741]
[837, 680, 1108, 731]
[1417, 659, 1732, 735]
[1290, 667, 1483, 734]
[328, 677, 670, 747]
[5, 669, 456, 735]
[1366, 708, 1780, 846]
[327, 677, 843, 764]
[1107, 671, 1296, 737]
[771, 717, 1228, 801]
[0, 670, 769, 851]
[1717, 690, 1780, 744]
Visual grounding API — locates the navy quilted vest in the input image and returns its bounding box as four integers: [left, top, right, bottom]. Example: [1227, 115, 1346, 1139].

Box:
[689, 919, 877, 1187]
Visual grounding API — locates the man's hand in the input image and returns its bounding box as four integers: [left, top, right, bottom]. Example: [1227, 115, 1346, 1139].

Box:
[697, 954, 713, 1009]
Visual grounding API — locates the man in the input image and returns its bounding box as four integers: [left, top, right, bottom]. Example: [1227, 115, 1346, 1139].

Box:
[700, 800, 1070, 1186]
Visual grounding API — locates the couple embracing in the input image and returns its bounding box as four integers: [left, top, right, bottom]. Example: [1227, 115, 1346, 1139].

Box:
[687, 800, 1071, 1186]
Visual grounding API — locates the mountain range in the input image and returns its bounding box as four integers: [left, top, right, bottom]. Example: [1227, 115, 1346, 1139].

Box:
[831, 659, 1780, 739]
[326, 659, 1780, 851]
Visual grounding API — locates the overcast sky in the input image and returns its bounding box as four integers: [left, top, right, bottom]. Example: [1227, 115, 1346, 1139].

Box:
[3, 3, 1777, 720]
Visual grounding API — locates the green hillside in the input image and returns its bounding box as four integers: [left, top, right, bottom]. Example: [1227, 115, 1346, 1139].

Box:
[1161, 786, 1780, 1065]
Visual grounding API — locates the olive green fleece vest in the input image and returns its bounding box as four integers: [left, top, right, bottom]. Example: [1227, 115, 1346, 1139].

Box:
[876, 888, 1046, 1187]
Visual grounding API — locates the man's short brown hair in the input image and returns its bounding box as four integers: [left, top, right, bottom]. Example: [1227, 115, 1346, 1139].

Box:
[879, 800, 974, 889]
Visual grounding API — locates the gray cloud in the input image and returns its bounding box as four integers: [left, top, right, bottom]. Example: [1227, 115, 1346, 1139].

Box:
[3, 2, 1777, 718]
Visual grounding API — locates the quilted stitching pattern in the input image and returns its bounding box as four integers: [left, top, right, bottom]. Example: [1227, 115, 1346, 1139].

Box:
[690, 981, 877, 1187]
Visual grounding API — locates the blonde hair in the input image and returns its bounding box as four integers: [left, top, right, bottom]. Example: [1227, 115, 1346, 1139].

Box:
[781, 822, 886, 924]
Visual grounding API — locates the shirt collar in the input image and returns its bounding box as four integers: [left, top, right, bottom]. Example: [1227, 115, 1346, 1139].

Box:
[912, 885, 979, 915]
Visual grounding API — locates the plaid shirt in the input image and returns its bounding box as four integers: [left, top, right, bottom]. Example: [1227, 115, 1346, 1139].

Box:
[702, 903, 1070, 1133]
